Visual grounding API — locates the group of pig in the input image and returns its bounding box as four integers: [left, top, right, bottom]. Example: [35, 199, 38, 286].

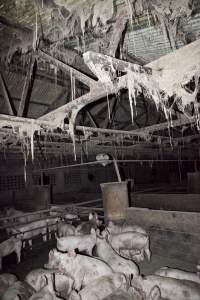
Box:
[0, 207, 80, 269]
[0, 210, 200, 299]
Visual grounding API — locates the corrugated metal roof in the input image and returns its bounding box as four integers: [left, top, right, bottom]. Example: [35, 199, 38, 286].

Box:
[123, 13, 200, 63]
[1, 70, 65, 105]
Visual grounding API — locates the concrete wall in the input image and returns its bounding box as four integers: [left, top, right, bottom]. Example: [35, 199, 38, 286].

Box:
[126, 207, 200, 265]
[14, 186, 51, 211]
[131, 194, 200, 212]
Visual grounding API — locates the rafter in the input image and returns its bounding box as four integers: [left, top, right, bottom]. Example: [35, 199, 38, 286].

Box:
[103, 96, 118, 129]
[37, 50, 96, 88]
[0, 72, 15, 116]
[17, 56, 36, 117]
[85, 110, 99, 128]
[107, 7, 129, 57]
[131, 116, 197, 135]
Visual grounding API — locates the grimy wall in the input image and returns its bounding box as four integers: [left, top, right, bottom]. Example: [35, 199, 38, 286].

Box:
[131, 194, 200, 212]
[126, 207, 200, 266]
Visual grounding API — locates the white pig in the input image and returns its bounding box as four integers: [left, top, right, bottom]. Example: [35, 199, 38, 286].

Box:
[79, 273, 128, 300]
[29, 275, 62, 300]
[0, 237, 22, 270]
[107, 221, 147, 235]
[10, 220, 48, 249]
[46, 217, 60, 239]
[120, 249, 145, 263]
[106, 231, 151, 261]
[25, 268, 74, 298]
[44, 248, 113, 291]
[75, 212, 101, 235]
[103, 286, 163, 300]
[95, 233, 139, 276]
[131, 274, 200, 300]
[0, 274, 18, 298]
[2, 281, 35, 300]
[154, 266, 200, 284]
[57, 221, 76, 237]
[56, 228, 96, 255]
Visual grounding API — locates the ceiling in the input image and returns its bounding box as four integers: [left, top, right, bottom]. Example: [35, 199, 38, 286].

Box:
[0, 0, 200, 164]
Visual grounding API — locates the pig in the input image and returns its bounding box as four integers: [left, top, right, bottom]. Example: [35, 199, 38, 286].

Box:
[120, 249, 145, 263]
[9, 220, 48, 249]
[0, 236, 22, 270]
[103, 286, 163, 300]
[107, 222, 148, 262]
[56, 228, 96, 255]
[68, 290, 81, 300]
[75, 212, 101, 235]
[0, 274, 18, 298]
[131, 274, 200, 300]
[95, 232, 139, 276]
[63, 213, 80, 221]
[4, 208, 39, 224]
[107, 221, 147, 235]
[46, 217, 60, 239]
[154, 266, 200, 284]
[25, 268, 74, 298]
[102, 289, 134, 300]
[29, 274, 62, 300]
[44, 248, 113, 291]
[78, 273, 128, 300]
[57, 221, 76, 237]
[2, 281, 35, 300]
[106, 231, 151, 261]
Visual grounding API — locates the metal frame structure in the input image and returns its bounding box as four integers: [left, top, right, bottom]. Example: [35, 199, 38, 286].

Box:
[0, 5, 199, 160]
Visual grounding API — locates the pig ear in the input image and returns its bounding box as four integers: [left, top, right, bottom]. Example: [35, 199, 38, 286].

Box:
[148, 285, 161, 300]
[43, 274, 49, 286]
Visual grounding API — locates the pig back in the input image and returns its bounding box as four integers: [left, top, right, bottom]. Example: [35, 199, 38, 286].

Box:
[109, 231, 148, 250]
[132, 275, 200, 300]
[95, 237, 139, 276]
[2, 281, 35, 300]
[154, 267, 200, 284]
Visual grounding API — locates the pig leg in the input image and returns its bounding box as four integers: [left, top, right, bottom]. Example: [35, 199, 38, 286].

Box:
[42, 229, 47, 242]
[28, 239, 33, 250]
[74, 271, 83, 291]
[147, 285, 161, 300]
[22, 240, 26, 248]
[144, 238, 151, 261]
[69, 290, 81, 300]
[86, 247, 93, 256]
[15, 245, 21, 264]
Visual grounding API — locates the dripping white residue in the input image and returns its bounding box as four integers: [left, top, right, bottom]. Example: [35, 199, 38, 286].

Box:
[70, 69, 76, 101]
[126, 66, 162, 121]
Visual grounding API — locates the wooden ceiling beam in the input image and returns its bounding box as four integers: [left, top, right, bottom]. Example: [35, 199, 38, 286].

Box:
[0, 72, 15, 116]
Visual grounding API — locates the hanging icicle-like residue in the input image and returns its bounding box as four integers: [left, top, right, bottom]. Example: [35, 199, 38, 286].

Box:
[126, 65, 162, 122]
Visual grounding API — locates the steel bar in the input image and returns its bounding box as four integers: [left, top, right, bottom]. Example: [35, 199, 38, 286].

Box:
[130, 116, 197, 134]
[38, 50, 96, 88]
[107, 8, 129, 57]
[0, 72, 15, 115]
[83, 51, 152, 77]
[32, 159, 199, 172]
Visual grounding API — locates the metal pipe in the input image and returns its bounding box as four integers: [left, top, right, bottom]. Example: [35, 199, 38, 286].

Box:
[32, 159, 200, 172]
[113, 159, 122, 182]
